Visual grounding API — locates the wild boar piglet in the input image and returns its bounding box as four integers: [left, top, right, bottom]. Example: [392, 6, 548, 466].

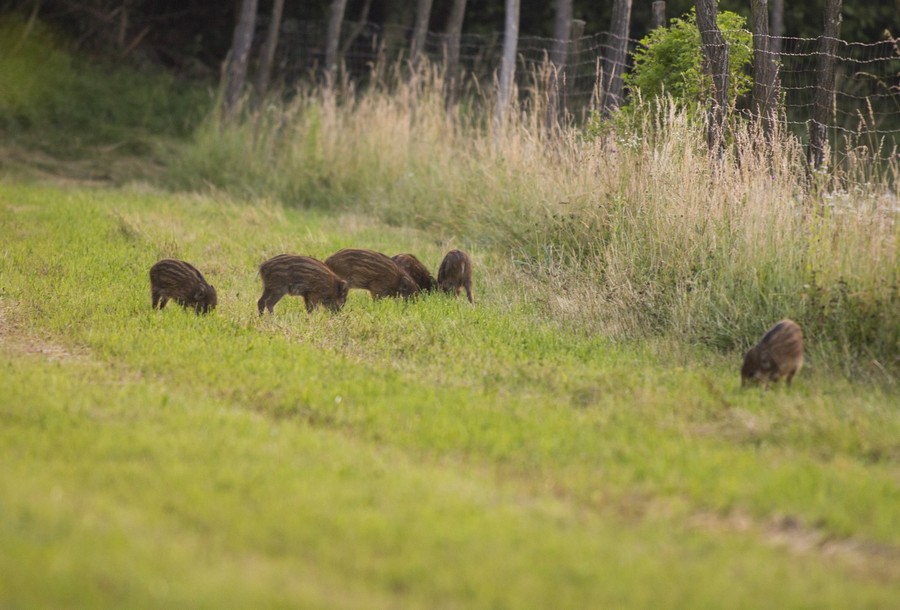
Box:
[150, 258, 217, 314]
[741, 319, 804, 388]
[258, 254, 349, 314]
[325, 248, 417, 299]
[392, 253, 436, 293]
[437, 249, 474, 304]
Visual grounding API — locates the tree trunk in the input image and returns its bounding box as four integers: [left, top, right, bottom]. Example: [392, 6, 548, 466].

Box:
[410, 0, 434, 67]
[253, 0, 285, 107]
[770, 0, 784, 57]
[695, 0, 729, 156]
[602, 0, 632, 114]
[550, 0, 572, 69]
[339, 0, 374, 58]
[324, 0, 349, 83]
[495, 0, 520, 130]
[443, 0, 467, 106]
[651, 1, 666, 30]
[807, 0, 842, 169]
[750, 0, 778, 135]
[567, 19, 585, 109]
[222, 0, 258, 120]
[547, 0, 573, 131]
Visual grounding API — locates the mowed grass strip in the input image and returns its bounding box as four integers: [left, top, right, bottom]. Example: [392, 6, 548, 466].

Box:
[2, 320, 898, 609]
[1, 182, 899, 606]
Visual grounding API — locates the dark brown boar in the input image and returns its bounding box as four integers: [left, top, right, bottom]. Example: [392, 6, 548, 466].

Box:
[392, 253, 436, 293]
[258, 254, 349, 314]
[325, 249, 417, 299]
[741, 319, 804, 388]
[149, 258, 217, 314]
[437, 249, 474, 304]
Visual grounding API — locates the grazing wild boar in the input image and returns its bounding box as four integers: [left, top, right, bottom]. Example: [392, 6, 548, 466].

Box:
[150, 258, 217, 314]
[741, 319, 804, 388]
[437, 249, 474, 304]
[258, 254, 349, 314]
[325, 248, 417, 299]
[392, 253, 436, 293]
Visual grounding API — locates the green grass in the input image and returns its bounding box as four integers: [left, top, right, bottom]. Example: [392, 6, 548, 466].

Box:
[1, 181, 898, 607]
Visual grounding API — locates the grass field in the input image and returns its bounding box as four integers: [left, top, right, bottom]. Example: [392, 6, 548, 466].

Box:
[1, 181, 898, 608]
[1, 15, 898, 607]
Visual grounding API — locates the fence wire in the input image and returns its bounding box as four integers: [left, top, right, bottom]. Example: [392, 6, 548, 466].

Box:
[273, 19, 900, 156]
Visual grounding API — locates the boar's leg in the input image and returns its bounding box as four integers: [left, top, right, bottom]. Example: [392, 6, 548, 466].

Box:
[464, 279, 475, 305]
[257, 291, 269, 315]
[303, 295, 319, 313]
[785, 369, 796, 387]
[258, 287, 286, 315]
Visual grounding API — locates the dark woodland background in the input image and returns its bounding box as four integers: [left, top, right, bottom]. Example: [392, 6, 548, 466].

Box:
[2, 1, 896, 76]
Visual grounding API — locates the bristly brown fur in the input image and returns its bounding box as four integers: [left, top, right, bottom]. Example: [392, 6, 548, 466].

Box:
[741, 319, 804, 388]
[392, 253, 436, 293]
[150, 259, 217, 314]
[325, 249, 417, 299]
[258, 254, 349, 314]
[437, 249, 474, 304]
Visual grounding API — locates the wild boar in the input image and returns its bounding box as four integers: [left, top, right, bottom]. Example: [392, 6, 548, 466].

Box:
[258, 254, 349, 314]
[392, 253, 436, 293]
[149, 258, 217, 314]
[741, 319, 804, 388]
[325, 248, 417, 299]
[437, 249, 474, 304]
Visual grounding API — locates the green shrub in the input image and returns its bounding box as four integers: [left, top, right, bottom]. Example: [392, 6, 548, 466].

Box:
[623, 9, 753, 110]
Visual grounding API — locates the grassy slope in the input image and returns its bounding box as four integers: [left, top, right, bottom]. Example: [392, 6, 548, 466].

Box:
[1, 181, 898, 607]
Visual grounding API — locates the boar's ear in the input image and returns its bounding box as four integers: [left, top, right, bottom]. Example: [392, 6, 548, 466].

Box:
[193, 285, 207, 301]
[339, 280, 349, 298]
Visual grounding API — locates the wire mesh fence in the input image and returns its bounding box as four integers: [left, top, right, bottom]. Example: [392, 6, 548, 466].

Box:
[273, 19, 900, 159]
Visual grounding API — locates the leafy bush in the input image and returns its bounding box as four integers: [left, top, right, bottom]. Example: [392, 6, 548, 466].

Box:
[623, 9, 753, 110]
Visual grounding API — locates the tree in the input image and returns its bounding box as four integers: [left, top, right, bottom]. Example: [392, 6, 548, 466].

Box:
[410, 0, 434, 67]
[338, 0, 374, 59]
[695, 0, 728, 155]
[547, 0, 573, 129]
[222, 0, 258, 120]
[550, 0, 573, 70]
[324, 0, 349, 83]
[770, 0, 784, 57]
[443, 0, 468, 105]
[651, 1, 666, 30]
[750, 0, 778, 135]
[808, 0, 842, 169]
[602, 0, 632, 114]
[253, 0, 285, 107]
[495, 0, 520, 130]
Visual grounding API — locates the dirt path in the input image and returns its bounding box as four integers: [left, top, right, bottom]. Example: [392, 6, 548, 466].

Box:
[0, 300, 86, 362]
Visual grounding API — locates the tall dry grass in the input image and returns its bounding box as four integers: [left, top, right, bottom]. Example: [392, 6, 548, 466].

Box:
[170, 64, 898, 377]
